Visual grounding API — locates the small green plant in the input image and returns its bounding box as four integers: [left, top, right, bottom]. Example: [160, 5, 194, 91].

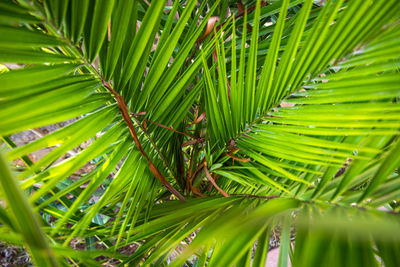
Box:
[0, 0, 400, 266]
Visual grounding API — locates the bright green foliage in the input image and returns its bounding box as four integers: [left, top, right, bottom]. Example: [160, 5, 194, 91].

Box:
[0, 0, 399, 266]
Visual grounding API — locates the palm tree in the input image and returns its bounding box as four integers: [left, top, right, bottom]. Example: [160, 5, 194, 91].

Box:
[0, 0, 399, 266]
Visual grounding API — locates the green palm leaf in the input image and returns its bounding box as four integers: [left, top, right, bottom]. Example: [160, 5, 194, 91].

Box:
[0, 0, 399, 266]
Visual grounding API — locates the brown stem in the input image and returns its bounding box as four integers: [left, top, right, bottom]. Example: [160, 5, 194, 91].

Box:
[186, 1, 266, 66]
[203, 162, 230, 197]
[148, 120, 194, 138]
[227, 151, 251, 162]
[182, 138, 205, 148]
[207, 174, 220, 193]
[192, 112, 206, 124]
[190, 158, 206, 186]
[44, 16, 186, 202]
[103, 81, 186, 202]
[187, 147, 195, 182]
[130, 115, 177, 181]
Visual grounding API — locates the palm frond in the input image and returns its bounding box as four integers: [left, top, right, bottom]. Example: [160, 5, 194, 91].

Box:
[0, 0, 399, 266]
